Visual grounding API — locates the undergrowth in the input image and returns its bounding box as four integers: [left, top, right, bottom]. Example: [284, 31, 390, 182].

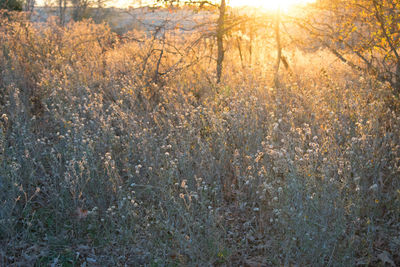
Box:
[0, 11, 399, 266]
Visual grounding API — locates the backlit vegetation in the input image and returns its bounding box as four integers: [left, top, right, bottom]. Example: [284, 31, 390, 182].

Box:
[0, 5, 399, 266]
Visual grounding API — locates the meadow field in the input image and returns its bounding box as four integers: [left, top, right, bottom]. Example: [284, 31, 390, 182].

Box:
[0, 5, 399, 266]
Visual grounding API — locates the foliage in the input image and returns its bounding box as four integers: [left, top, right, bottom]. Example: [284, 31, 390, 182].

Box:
[0, 8, 399, 266]
[0, 0, 23, 11]
[298, 0, 400, 95]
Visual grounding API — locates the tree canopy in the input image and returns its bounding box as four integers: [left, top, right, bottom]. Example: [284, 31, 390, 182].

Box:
[298, 0, 400, 94]
[0, 0, 23, 11]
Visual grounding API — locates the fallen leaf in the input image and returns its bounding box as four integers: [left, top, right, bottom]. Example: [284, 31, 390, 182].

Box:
[77, 207, 88, 219]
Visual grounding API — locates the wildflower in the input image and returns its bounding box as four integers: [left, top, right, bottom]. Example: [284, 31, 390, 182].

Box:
[295, 147, 303, 154]
[369, 184, 378, 191]
[180, 179, 187, 188]
[1, 114, 8, 122]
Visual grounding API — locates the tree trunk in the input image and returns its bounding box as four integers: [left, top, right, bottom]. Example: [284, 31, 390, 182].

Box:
[216, 0, 226, 83]
[24, 0, 35, 15]
[249, 31, 253, 66]
[237, 37, 244, 69]
[274, 8, 282, 87]
[58, 0, 67, 25]
[395, 61, 400, 97]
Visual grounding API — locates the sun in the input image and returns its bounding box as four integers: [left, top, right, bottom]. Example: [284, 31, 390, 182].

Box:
[228, 0, 315, 12]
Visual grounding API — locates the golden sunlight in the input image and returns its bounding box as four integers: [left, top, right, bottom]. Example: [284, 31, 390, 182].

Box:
[228, 0, 316, 11]
[106, 0, 315, 10]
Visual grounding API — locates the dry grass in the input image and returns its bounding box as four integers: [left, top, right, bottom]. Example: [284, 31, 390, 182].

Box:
[0, 11, 399, 266]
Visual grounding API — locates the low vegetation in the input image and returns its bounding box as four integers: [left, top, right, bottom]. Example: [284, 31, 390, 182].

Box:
[0, 9, 399, 266]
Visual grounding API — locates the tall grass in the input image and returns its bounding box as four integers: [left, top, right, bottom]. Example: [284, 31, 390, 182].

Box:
[0, 11, 399, 266]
